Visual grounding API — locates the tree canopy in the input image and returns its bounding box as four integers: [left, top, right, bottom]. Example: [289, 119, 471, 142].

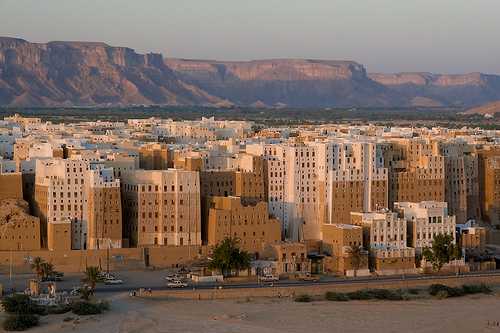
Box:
[422, 233, 461, 272]
[208, 238, 251, 277]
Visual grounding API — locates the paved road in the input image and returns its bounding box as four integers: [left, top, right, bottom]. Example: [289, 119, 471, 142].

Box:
[2, 269, 500, 295]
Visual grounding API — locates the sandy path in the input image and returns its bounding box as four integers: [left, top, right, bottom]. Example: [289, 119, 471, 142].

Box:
[11, 293, 500, 333]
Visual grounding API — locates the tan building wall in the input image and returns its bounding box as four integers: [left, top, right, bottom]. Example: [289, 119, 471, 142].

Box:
[121, 169, 201, 247]
[139, 143, 171, 170]
[0, 199, 41, 251]
[460, 227, 486, 253]
[479, 150, 500, 225]
[207, 196, 281, 255]
[47, 221, 71, 251]
[263, 242, 311, 275]
[86, 186, 122, 250]
[383, 141, 445, 209]
[330, 179, 387, 225]
[0, 173, 23, 200]
[174, 156, 203, 172]
[322, 224, 363, 255]
[372, 248, 416, 272]
[0, 246, 209, 274]
[322, 224, 368, 275]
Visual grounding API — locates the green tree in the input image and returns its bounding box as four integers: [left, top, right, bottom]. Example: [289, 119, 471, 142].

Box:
[346, 245, 363, 277]
[83, 266, 101, 291]
[422, 233, 461, 272]
[30, 257, 44, 280]
[208, 238, 251, 277]
[40, 262, 54, 280]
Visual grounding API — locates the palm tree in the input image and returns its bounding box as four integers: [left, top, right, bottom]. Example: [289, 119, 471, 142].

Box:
[40, 262, 55, 280]
[347, 245, 363, 277]
[84, 266, 101, 291]
[30, 257, 44, 280]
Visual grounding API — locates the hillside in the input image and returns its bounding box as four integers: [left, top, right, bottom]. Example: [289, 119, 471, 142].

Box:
[464, 101, 500, 115]
[1, 37, 500, 108]
[0, 37, 224, 107]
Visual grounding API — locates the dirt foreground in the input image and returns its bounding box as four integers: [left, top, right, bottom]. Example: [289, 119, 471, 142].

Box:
[9, 292, 500, 333]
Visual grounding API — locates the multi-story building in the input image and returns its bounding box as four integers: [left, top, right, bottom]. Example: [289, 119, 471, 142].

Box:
[383, 139, 445, 209]
[322, 223, 369, 276]
[0, 199, 41, 251]
[350, 211, 415, 273]
[121, 169, 201, 247]
[139, 143, 171, 170]
[207, 196, 281, 255]
[84, 166, 122, 250]
[395, 201, 456, 253]
[34, 158, 89, 249]
[248, 139, 387, 241]
[478, 148, 500, 226]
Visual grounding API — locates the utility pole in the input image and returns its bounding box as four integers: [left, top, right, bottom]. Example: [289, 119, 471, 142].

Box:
[106, 238, 110, 275]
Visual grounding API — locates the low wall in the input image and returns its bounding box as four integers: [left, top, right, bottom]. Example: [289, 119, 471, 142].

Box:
[152, 274, 500, 300]
[0, 245, 209, 273]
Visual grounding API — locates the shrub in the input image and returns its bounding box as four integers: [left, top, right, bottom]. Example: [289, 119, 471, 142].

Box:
[47, 304, 72, 315]
[1, 294, 45, 315]
[325, 292, 349, 302]
[428, 284, 464, 298]
[346, 289, 404, 301]
[436, 290, 449, 299]
[407, 288, 421, 295]
[2, 314, 39, 331]
[346, 289, 372, 300]
[71, 301, 110, 316]
[462, 284, 492, 295]
[97, 301, 110, 312]
[294, 294, 313, 302]
[71, 302, 102, 315]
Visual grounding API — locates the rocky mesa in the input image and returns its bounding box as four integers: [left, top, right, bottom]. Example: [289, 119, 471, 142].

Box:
[0, 37, 224, 107]
[1, 37, 500, 108]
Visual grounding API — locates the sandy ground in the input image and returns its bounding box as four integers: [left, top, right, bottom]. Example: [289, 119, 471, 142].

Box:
[4, 293, 500, 333]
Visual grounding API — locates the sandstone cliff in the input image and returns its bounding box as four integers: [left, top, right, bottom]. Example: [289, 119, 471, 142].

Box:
[1, 37, 500, 108]
[369, 72, 500, 107]
[165, 59, 403, 107]
[464, 101, 500, 115]
[0, 37, 223, 107]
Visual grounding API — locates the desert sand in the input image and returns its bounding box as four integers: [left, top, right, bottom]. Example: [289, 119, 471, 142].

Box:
[7, 293, 500, 333]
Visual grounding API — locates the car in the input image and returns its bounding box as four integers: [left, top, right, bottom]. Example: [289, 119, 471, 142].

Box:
[259, 274, 279, 282]
[42, 274, 62, 282]
[164, 274, 182, 282]
[104, 278, 124, 285]
[99, 272, 115, 280]
[297, 273, 319, 282]
[167, 280, 188, 288]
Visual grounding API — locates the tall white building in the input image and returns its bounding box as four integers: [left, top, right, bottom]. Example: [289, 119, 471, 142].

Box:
[34, 158, 90, 249]
[395, 201, 456, 253]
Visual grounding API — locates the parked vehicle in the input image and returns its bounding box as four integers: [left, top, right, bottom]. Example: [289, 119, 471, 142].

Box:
[167, 280, 188, 288]
[164, 274, 182, 282]
[98, 272, 116, 280]
[297, 273, 319, 282]
[259, 274, 279, 282]
[42, 274, 62, 282]
[104, 277, 124, 285]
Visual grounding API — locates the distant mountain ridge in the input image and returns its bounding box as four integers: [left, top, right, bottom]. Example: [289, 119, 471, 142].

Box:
[1, 37, 500, 108]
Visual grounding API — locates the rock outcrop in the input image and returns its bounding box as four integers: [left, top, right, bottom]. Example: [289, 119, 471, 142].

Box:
[464, 101, 500, 115]
[369, 72, 500, 108]
[0, 37, 223, 107]
[165, 59, 403, 107]
[1, 37, 500, 108]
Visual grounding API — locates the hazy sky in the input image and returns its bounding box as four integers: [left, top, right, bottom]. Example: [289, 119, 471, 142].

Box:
[1, 0, 499, 74]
